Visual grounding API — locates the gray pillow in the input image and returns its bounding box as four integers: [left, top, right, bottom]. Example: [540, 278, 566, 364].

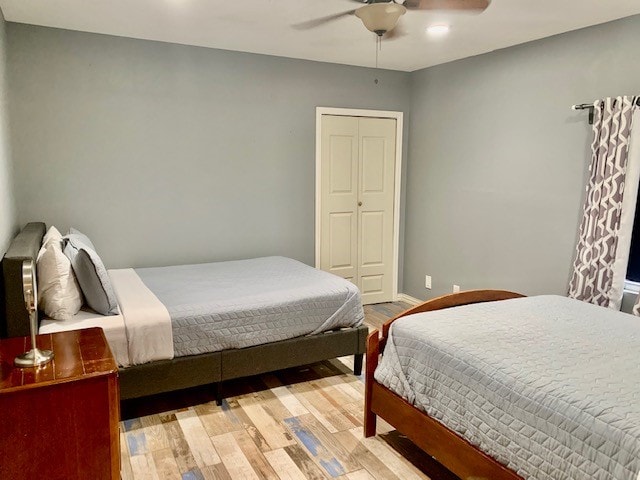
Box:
[63, 239, 118, 316]
[67, 227, 96, 251]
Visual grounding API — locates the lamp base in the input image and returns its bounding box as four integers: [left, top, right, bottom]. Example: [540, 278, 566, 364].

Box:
[14, 348, 54, 368]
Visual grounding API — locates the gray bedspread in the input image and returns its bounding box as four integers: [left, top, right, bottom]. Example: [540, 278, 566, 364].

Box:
[374, 295, 640, 480]
[136, 256, 364, 357]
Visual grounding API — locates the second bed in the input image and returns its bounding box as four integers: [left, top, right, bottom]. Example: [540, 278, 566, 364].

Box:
[367, 292, 640, 480]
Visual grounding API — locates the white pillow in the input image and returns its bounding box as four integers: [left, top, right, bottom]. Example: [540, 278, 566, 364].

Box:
[37, 240, 83, 321]
[42, 226, 63, 247]
[37, 226, 63, 261]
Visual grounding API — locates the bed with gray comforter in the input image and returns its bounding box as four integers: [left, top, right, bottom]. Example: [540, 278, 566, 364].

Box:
[3, 223, 368, 400]
[374, 295, 640, 480]
[136, 256, 364, 357]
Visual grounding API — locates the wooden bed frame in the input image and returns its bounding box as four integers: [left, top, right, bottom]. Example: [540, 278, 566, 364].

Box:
[1, 223, 367, 401]
[364, 289, 526, 480]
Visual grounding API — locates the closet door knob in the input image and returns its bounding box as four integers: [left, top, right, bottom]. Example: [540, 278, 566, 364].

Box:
[358, 201, 363, 207]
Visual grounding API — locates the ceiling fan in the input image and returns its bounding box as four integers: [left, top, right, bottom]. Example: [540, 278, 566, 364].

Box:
[294, 0, 491, 39]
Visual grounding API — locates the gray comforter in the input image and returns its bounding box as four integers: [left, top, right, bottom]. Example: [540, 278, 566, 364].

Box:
[136, 256, 364, 357]
[374, 295, 640, 480]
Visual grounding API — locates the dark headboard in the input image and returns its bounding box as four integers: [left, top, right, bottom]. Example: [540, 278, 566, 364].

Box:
[1, 222, 45, 338]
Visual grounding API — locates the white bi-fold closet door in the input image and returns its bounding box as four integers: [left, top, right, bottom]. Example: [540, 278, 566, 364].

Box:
[319, 114, 397, 305]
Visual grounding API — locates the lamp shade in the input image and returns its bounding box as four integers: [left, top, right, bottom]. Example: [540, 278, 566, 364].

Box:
[355, 3, 407, 35]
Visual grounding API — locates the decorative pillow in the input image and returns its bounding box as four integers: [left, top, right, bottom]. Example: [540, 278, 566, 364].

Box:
[66, 227, 96, 251]
[37, 226, 63, 261]
[64, 239, 119, 316]
[37, 241, 83, 321]
[42, 225, 63, 247]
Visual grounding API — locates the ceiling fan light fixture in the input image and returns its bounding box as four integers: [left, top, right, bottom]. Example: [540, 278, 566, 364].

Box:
[355, 3, 407, 36]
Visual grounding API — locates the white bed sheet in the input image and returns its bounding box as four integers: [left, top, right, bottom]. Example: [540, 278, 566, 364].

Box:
[108, 268, 173, 366]
[39, 308, 130, 367]
[39, 268, 173, 368]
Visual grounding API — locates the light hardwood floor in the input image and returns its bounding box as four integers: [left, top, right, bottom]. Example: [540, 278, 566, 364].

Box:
[120, 302, 459, 480]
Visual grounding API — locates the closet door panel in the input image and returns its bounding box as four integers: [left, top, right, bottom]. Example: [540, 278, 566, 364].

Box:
[320, 115, 359, 282]
[357, 117, 396, 304]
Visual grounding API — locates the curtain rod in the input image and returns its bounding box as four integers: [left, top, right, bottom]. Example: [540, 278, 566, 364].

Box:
[571, 103, 595, 125]
[572, 98, 640, 125]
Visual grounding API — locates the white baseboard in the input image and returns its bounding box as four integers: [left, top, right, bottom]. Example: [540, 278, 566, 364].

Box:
[396, 293, 422, 305]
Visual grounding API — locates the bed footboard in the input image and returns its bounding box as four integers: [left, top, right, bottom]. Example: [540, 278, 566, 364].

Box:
[381, 289, 524, 346]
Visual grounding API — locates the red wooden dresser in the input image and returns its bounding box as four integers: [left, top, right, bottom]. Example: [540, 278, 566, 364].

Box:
[0, 327, 120, 480]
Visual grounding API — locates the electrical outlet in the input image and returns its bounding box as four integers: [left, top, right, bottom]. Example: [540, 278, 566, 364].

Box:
[425, 275, 432, 290]
[453, 284, 460, 293]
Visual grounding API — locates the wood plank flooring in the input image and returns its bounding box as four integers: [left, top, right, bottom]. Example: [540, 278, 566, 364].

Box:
[120, 302, 459, 480]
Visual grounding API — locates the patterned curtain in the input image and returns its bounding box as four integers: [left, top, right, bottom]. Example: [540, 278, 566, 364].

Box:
[568, 96, 639, 308]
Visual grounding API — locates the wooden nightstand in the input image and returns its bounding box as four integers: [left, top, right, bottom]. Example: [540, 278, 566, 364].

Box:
[0, 327, 120, 480]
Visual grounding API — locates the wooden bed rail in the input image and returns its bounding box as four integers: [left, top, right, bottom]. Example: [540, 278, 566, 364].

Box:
[364, 330, 380, 437]
[380, 289, 524, 347]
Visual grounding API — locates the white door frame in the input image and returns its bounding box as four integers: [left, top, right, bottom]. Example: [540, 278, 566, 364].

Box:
[315, 106, 403, 302]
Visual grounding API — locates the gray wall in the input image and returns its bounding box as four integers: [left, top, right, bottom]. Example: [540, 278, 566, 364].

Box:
[8, 15, 640, 301]
[404, 14, 640, 300]
[0, 9, 15, 254]
[7, 24, 411, 269]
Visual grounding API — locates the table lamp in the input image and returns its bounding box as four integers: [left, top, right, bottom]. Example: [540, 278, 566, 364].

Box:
[14, 259, 54, 367]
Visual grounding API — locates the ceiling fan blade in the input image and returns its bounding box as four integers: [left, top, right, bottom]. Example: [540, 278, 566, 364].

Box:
[403, 0, 490, 11]
[292, 10, 357, 30]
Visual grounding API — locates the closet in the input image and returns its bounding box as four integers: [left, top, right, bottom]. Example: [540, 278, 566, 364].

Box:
[318, 114, 398, 305]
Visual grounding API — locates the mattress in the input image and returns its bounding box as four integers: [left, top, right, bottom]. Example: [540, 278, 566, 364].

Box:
[40, 308, 130, 367]
[136, 256, 364, 357]
[374, 295, 640, 480]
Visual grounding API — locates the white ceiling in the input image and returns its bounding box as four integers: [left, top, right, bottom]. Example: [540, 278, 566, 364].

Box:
[2, 0, 640, 72]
